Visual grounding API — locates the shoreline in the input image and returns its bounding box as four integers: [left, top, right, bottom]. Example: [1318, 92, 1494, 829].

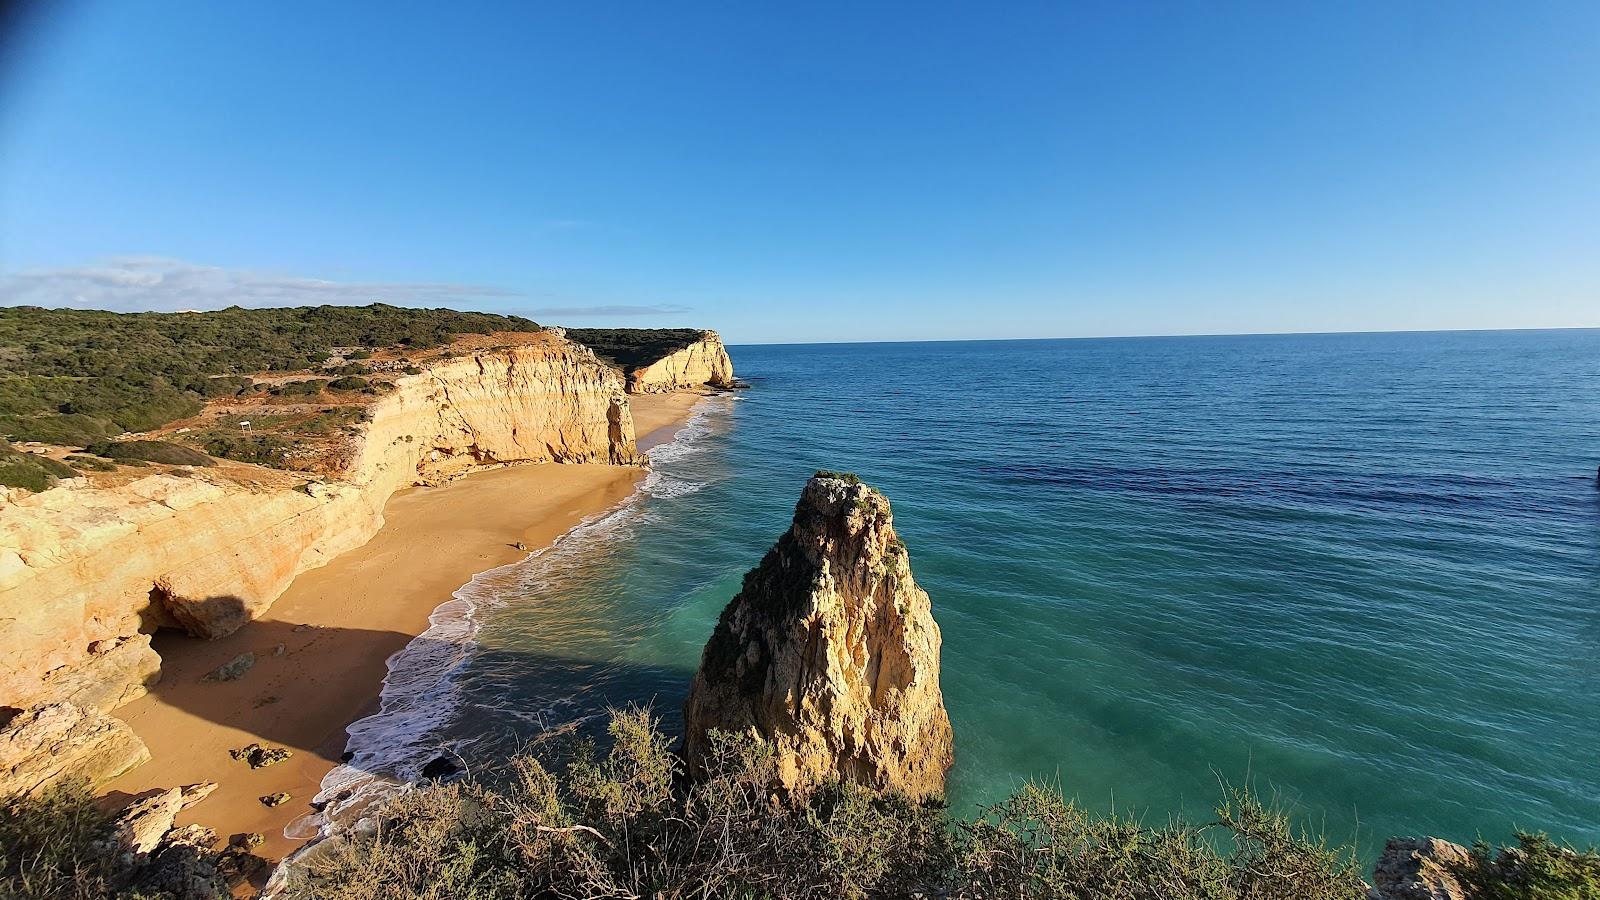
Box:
[104, 391, 707, 864]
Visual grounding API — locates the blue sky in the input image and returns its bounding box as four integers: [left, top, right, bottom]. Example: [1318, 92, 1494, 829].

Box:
[1, 1, 1596, 343]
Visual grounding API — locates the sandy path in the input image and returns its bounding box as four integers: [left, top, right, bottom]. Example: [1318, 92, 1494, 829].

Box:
[104, 391, 707, 865]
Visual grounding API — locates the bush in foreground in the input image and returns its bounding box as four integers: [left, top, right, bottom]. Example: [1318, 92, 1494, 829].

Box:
[1453, 832, 1600, 899]
[0, 780, 124, 900]
[5, 709, 1596, 899]
[282, 707, 1373, 900]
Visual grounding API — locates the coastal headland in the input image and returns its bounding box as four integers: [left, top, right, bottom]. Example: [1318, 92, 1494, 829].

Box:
[0, 309, 733, 870]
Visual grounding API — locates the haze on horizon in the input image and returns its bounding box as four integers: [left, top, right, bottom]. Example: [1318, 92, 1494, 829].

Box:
[1, 1, 1596, 345]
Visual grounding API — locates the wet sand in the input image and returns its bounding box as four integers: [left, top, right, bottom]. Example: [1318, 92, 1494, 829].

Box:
[105, 392, 706, 863]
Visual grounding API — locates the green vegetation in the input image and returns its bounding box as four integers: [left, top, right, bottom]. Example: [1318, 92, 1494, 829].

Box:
[815, 468, 863, 485]
[4, 709, 1594, 899]
[0, 779, 264, 899]
[273, 379, 329, 397]
[198, 432, 293, 467]
[64, 454, 117, 472]
[279, 707, 1375, 900]
[1454, 833, 1600, 899]
[328, 376, 370, 392]
[0, 412, 120, 445]
[84, 440, 214, 467]
[183, 407, 366, 467]
[0, 304, 538, 449]
[566, 327, 706, 372]
[185, 375, 253, 398]
[0, 779, 126, 900]
[0, 441, 80, 491]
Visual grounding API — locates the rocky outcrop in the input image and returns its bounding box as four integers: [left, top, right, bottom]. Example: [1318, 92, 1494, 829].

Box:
[134, 823, 231, 900]
[683, 473, 953, 799]
[0, 332, 637, 715]
[35, 633, 162, 713]
[1368, 837, 1473, 900]
[110, 782, 219, 856]
[104, 782, 245, 899]
[0, 703, 150, 796]
[627, 330, 736, 393]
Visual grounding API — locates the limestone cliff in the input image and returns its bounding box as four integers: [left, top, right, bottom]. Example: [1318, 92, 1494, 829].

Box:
[0, 332, 636, 714]
[682, 473, 953, 799]
[626, 331, 736, 394]
[0, 703, 150, 796]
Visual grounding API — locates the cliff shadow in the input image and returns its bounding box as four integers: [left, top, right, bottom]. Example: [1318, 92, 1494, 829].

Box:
[132, 615, 698, 793]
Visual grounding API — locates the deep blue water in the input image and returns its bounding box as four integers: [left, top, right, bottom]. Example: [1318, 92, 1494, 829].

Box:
[370, 330, 1600, 858]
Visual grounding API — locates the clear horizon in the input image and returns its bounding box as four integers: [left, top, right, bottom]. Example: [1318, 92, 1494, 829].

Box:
[2, 2, 1597, 344]
[729, 323, 1600, 346]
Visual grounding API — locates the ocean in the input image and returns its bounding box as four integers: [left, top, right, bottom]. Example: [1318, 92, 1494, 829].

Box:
[317, 329, 1600, 859]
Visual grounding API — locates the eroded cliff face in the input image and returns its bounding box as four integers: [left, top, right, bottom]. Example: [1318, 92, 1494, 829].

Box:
[627, 331, 736, 394]
[0, 703, 150, 797]
[682, 474, 953, 799]
[0, 333, 636, 714]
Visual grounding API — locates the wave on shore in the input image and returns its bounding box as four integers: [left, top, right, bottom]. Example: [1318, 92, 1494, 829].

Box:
[287, 394, 732, 843]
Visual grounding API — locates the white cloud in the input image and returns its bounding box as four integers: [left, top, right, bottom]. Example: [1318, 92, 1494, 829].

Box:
[0, 257, 519, 312]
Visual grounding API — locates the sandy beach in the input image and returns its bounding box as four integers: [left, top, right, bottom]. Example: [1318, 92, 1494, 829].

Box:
[104, 391, 707, 865]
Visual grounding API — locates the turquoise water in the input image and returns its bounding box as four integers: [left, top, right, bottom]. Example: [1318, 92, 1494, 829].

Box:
[364, 330, 1600, 858]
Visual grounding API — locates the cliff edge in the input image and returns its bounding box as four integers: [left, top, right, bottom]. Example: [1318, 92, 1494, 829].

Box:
[0, 331, 636, 716]
[682, 472, 953, 799]
[626, 330, 735, 393]
[565, 328, 736, 394]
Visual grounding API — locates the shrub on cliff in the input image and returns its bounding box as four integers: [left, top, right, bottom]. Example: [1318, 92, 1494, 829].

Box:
[185, 375, 254, 397]
[273, 379, 328, 396]
[327, 376, 370, 392]
[281, 707, 1374, 900]
[0, 441, 80, 492]
[85, 440, 215, 467]
[1, 779, 263, 899]
[0, 412, 119, 445]
[565, 327, 707, 371]
[0, 780, 124, 900]
[1451, 832, 1600, 899]
[65, 453, 117, 472]
[200, 432, 292, 466]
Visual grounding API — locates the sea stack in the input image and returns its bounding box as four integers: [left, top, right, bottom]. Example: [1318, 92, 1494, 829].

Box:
[682, 472, 953, 799]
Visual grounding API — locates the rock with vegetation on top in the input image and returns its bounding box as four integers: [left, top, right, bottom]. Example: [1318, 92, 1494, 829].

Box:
[0, 703, 150, 796]
[1368, 837, 1473, 900]
[683, 472, 953, 799]
[625, 330, 735, 393]
[566, 327, 736, 393]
